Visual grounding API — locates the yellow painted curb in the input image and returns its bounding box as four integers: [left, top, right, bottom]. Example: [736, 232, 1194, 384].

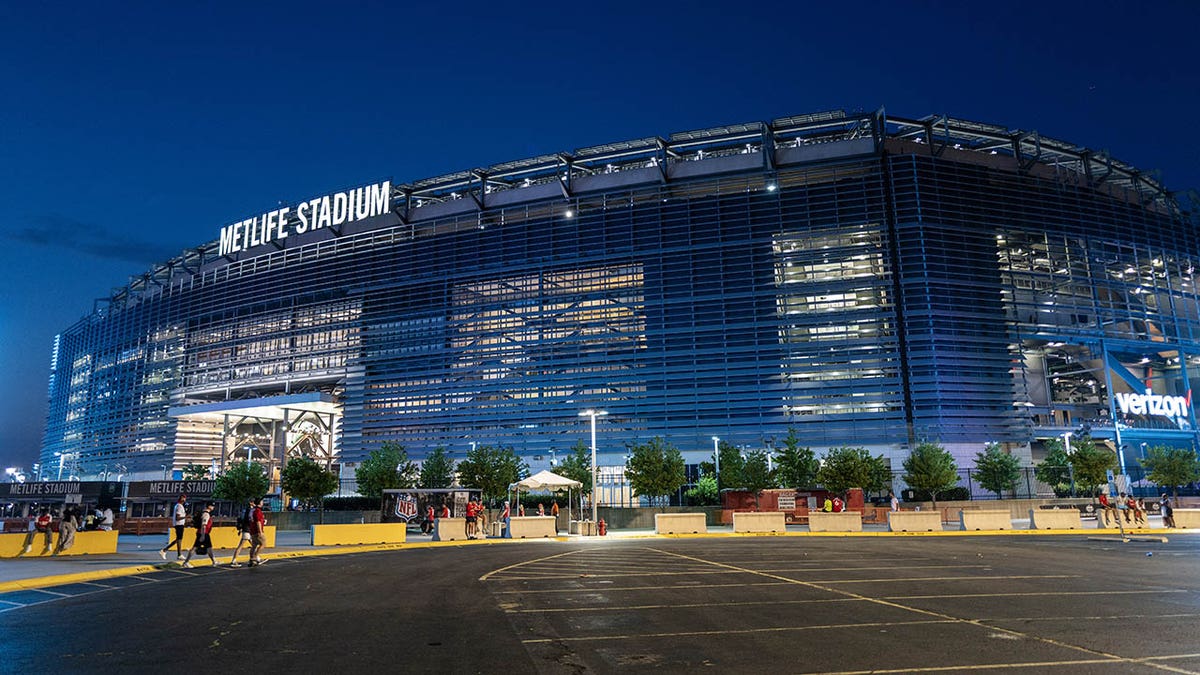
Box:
[0, 535, 563, 594]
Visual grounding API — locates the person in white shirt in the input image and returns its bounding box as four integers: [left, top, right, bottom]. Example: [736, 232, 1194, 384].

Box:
[99, 507, 114, 531]
[159, 494, 189, 560]
[889, 492, 899, 512]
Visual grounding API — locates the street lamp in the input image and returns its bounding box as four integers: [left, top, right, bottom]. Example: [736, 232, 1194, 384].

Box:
[711, 436, 721, 492]
[1062, 432, 1075, 497]
[579, 409, 608, 529]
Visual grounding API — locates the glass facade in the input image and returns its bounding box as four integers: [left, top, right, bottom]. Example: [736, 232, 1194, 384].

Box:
[40, 110, 1200, 480]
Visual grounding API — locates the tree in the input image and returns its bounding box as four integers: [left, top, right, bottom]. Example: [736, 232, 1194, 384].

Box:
[419, 446, 455, 489]
[457, 445, 529, 502]
[181, 463, 210, 480]
[355, 442, 419, 499]
[685, 475, 719, 506]
[816, 446, 891, 496]
[281, 456, 339, 522]
[902, 441, 960, 509]
[625, 437, 687, 507]
[213, 461, 270, 505]
[974, 442, 1021, 499]
[1067, 435, 1117, 498]
[1034, 438, 1073, 497]
[556, 440, 593, 496]
[699, 440, 747, 491]
[774, 428, 819, 489]
[741, 450, 776, 509]
[1140, 445, 1200, 500]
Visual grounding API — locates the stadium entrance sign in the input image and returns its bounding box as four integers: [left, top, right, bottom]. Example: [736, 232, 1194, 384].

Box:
[219, 181, 391, 256]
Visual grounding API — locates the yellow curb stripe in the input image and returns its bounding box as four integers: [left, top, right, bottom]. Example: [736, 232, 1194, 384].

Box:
[0, 535, 561, 594]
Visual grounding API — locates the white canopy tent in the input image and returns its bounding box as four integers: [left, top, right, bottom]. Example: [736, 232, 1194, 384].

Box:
[510, 470, 583, 521]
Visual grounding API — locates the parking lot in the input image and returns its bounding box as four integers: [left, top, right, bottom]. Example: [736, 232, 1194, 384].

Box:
[2, 534, 1199, 673]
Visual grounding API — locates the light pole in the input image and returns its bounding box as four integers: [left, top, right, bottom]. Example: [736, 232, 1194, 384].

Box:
[579, 409, 608, 529]
[1062, 432, 1075, 497]
[711, 436, 720, 492]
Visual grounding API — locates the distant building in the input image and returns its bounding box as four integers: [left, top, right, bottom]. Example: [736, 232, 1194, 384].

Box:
[41, 109, 1200, 483]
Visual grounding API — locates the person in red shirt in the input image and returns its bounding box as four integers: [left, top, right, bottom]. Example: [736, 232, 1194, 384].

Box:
[1097, 492, 1116, 528]
[465, 499, 478, 539]
[422, 504, 435, 535]
[438, 502, 450, 519]
[248, 497, 267, 567]
[831, 496, 844, 513]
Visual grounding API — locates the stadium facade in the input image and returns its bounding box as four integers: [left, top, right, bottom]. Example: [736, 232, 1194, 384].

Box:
[39, 109, 1200, 486]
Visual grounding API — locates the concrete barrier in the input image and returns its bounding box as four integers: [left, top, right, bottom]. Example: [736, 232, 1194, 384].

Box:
[1028, 508, 1082, 530]
[654, 513, 707, 534]
[505, 516, 557, 539]
[958, 509, 1014, 531]
[311, 523, 407, 546]
[732, 511, 786, 533]
[570, 520, 596, 535]
[432, 517, 467, 541]
[807, 512, 863, 532]
[1174, 509, 1200, 528]
[888, 511, 943, 532]
[0, 530, 119, 558]
[206, 526, 276, 549]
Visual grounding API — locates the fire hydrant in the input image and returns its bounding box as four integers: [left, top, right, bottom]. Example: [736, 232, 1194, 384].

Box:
[598, 518, 607, 536]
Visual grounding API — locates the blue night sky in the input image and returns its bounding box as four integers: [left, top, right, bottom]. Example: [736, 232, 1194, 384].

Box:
[1, 1, 1197, 469]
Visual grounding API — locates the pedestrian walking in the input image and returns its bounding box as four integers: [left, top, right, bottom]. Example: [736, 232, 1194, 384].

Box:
[55, 507, 79, 554]
[421, 504, 435, 535]
[889, 492, 899, 512]
[228, 497, 256, 567]
[182, 503, 217, 568]
[248, 497, 268, 567]
[1161, 494, 1176, 528]
[160, 494, 189, 560]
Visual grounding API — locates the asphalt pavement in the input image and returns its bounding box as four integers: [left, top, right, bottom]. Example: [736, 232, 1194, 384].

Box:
[2, 531, 1198, 674]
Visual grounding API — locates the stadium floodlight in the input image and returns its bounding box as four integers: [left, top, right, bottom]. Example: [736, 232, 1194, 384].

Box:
[766, 183, 777, 192]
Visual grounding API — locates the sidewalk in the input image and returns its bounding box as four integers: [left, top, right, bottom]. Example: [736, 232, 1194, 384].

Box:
[0, 530, 323, 586]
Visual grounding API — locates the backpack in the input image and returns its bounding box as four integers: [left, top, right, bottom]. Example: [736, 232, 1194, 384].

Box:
[236, 507, 251, 532]
[192, 510, 204, 530]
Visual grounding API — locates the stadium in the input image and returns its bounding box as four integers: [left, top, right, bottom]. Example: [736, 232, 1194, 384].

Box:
[38, 108, 1200, 493]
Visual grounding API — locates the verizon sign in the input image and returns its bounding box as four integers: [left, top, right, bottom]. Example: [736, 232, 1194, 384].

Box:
[1114, 389, 1191, 420]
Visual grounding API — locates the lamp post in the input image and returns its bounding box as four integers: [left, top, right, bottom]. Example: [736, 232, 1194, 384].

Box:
[1062, 432, 1075, 497]
[711, 436, 720, 492]
[579, 409, 608, 529]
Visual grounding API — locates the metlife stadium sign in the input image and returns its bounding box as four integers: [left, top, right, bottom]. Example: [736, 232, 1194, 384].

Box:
[218, 181, 391, 256]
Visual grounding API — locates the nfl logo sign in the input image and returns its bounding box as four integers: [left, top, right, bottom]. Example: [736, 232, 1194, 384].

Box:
[394, 493, 418, 522]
